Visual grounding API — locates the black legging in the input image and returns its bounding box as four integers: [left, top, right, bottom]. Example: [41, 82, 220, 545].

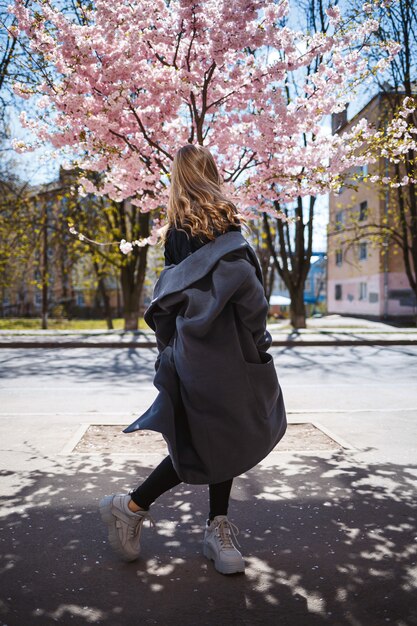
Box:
[130, 455, 233, 520]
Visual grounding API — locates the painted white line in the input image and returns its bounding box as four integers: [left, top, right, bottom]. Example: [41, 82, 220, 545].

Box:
[1, 383, 416, 392]
[0, 407, 416, 417]
[60, 452, 168, 458]
[287, 407, 417, 413]
[0, 412, 138, 416]
[280, 382, 417, 388]
[0, 386, 156, 392]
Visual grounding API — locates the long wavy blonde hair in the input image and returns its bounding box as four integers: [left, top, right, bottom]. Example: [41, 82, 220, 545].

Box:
[163, 144, 242, 241]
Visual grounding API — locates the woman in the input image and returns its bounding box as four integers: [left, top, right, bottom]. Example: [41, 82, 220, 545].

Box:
[100, 144, 287, 575]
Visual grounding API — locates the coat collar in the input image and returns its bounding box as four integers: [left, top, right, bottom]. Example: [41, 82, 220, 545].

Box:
[150, 231, 262, 304]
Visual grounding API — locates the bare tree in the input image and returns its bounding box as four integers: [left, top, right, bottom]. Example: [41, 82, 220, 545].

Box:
[262, 0, 332, 328]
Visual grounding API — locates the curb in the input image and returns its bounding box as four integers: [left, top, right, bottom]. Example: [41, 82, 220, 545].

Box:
[1, 339, 417, 349]
[271, 339, 417, 347]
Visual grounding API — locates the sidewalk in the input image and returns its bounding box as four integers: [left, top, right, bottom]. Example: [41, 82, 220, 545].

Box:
[1, 315, 417, 347]
[0, 341, 416, 625]
[1, 412, 416, 625]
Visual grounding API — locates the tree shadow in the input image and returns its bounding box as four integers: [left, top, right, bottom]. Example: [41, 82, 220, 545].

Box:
[2, 346, 417, 386]
[278, 345, 417, 385]
[0, 348, 158, 383]
[1, 452, 416, 625]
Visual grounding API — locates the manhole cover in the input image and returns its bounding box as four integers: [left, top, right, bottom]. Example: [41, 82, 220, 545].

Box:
[71, 423, 342, 454]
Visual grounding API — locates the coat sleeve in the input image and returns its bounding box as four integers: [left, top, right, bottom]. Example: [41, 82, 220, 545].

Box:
[145, 295, 184, 372]
[230, 264, 272, 354]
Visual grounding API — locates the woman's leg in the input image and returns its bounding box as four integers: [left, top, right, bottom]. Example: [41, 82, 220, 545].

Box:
[129, 455, 182, 511]
[208, 478, 233, 520]
[100, 455, 181, 562]
[204, 478, 245, 574]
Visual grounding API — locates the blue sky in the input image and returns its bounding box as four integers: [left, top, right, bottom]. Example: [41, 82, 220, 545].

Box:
[6, 106, 60, 186]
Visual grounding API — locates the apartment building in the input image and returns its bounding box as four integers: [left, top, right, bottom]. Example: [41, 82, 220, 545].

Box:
[327, 93, 416, 320]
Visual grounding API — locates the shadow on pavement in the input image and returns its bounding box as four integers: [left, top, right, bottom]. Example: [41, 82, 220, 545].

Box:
[0, 348, 158, 383]
[0, 452, 416, 626]
[2, 346, 417, 386]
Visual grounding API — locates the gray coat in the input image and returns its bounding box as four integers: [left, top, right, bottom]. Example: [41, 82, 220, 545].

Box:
[124, 231, 287, 484]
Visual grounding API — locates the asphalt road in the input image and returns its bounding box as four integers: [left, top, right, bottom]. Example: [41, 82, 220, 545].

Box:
[0, 346, 416, 626]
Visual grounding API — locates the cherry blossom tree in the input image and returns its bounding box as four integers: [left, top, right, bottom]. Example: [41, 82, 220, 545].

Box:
[12, 0, 403, 203]
[11, 0, 415, 327]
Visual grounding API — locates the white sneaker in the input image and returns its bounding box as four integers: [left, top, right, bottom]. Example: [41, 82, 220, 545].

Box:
[99, 494, 155, 562]
[203, 515, 245, 575]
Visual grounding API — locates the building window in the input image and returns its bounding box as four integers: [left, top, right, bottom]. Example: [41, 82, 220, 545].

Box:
[34, 291, 42, 306]
[76, 292, 85, 307]
[359, 282, 368, 301]
[388, 289, 417, 307]
[335, 211, 344, 231]
[359, 242, 367, 260]
[359, 201, 368, 221]
[335, 284, 342, 301]
[335, 249, 343, 266]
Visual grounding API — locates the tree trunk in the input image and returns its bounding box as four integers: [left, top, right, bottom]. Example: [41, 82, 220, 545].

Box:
[289, 288, 307, 329]
[93, 261, 113, 330]
[123, 308, 139, 331]
[262, 210, 311, 330]
[120, 261, 138, 330]
[41, 202, 48, 330]
[120, 213, 150, 331]
[266, 265, 275, 302]
[98, 276, 113, 330]
[121, 249, 149, 330]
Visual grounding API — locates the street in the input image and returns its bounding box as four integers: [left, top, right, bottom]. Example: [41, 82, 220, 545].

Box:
[0, 345, 416, 625]
[1, 345, 417, 463]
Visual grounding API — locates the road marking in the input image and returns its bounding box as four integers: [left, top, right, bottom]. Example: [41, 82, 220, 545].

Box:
[0, 411, 137, 416]
[289, 407, 417, 413]
[0, 386, 156, 392]
[281, 383, 417, 388]
[0, 407, 416, 416]
[1, 383, 417, 393]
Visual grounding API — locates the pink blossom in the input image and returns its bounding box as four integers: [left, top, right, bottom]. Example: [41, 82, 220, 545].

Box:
[119, 239, 133, 254]
[326, 6, 341, 25]
[9, 0, 413, 235]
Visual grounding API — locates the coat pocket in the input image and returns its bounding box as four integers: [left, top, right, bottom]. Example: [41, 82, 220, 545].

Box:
[245, 353, 280, 419]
